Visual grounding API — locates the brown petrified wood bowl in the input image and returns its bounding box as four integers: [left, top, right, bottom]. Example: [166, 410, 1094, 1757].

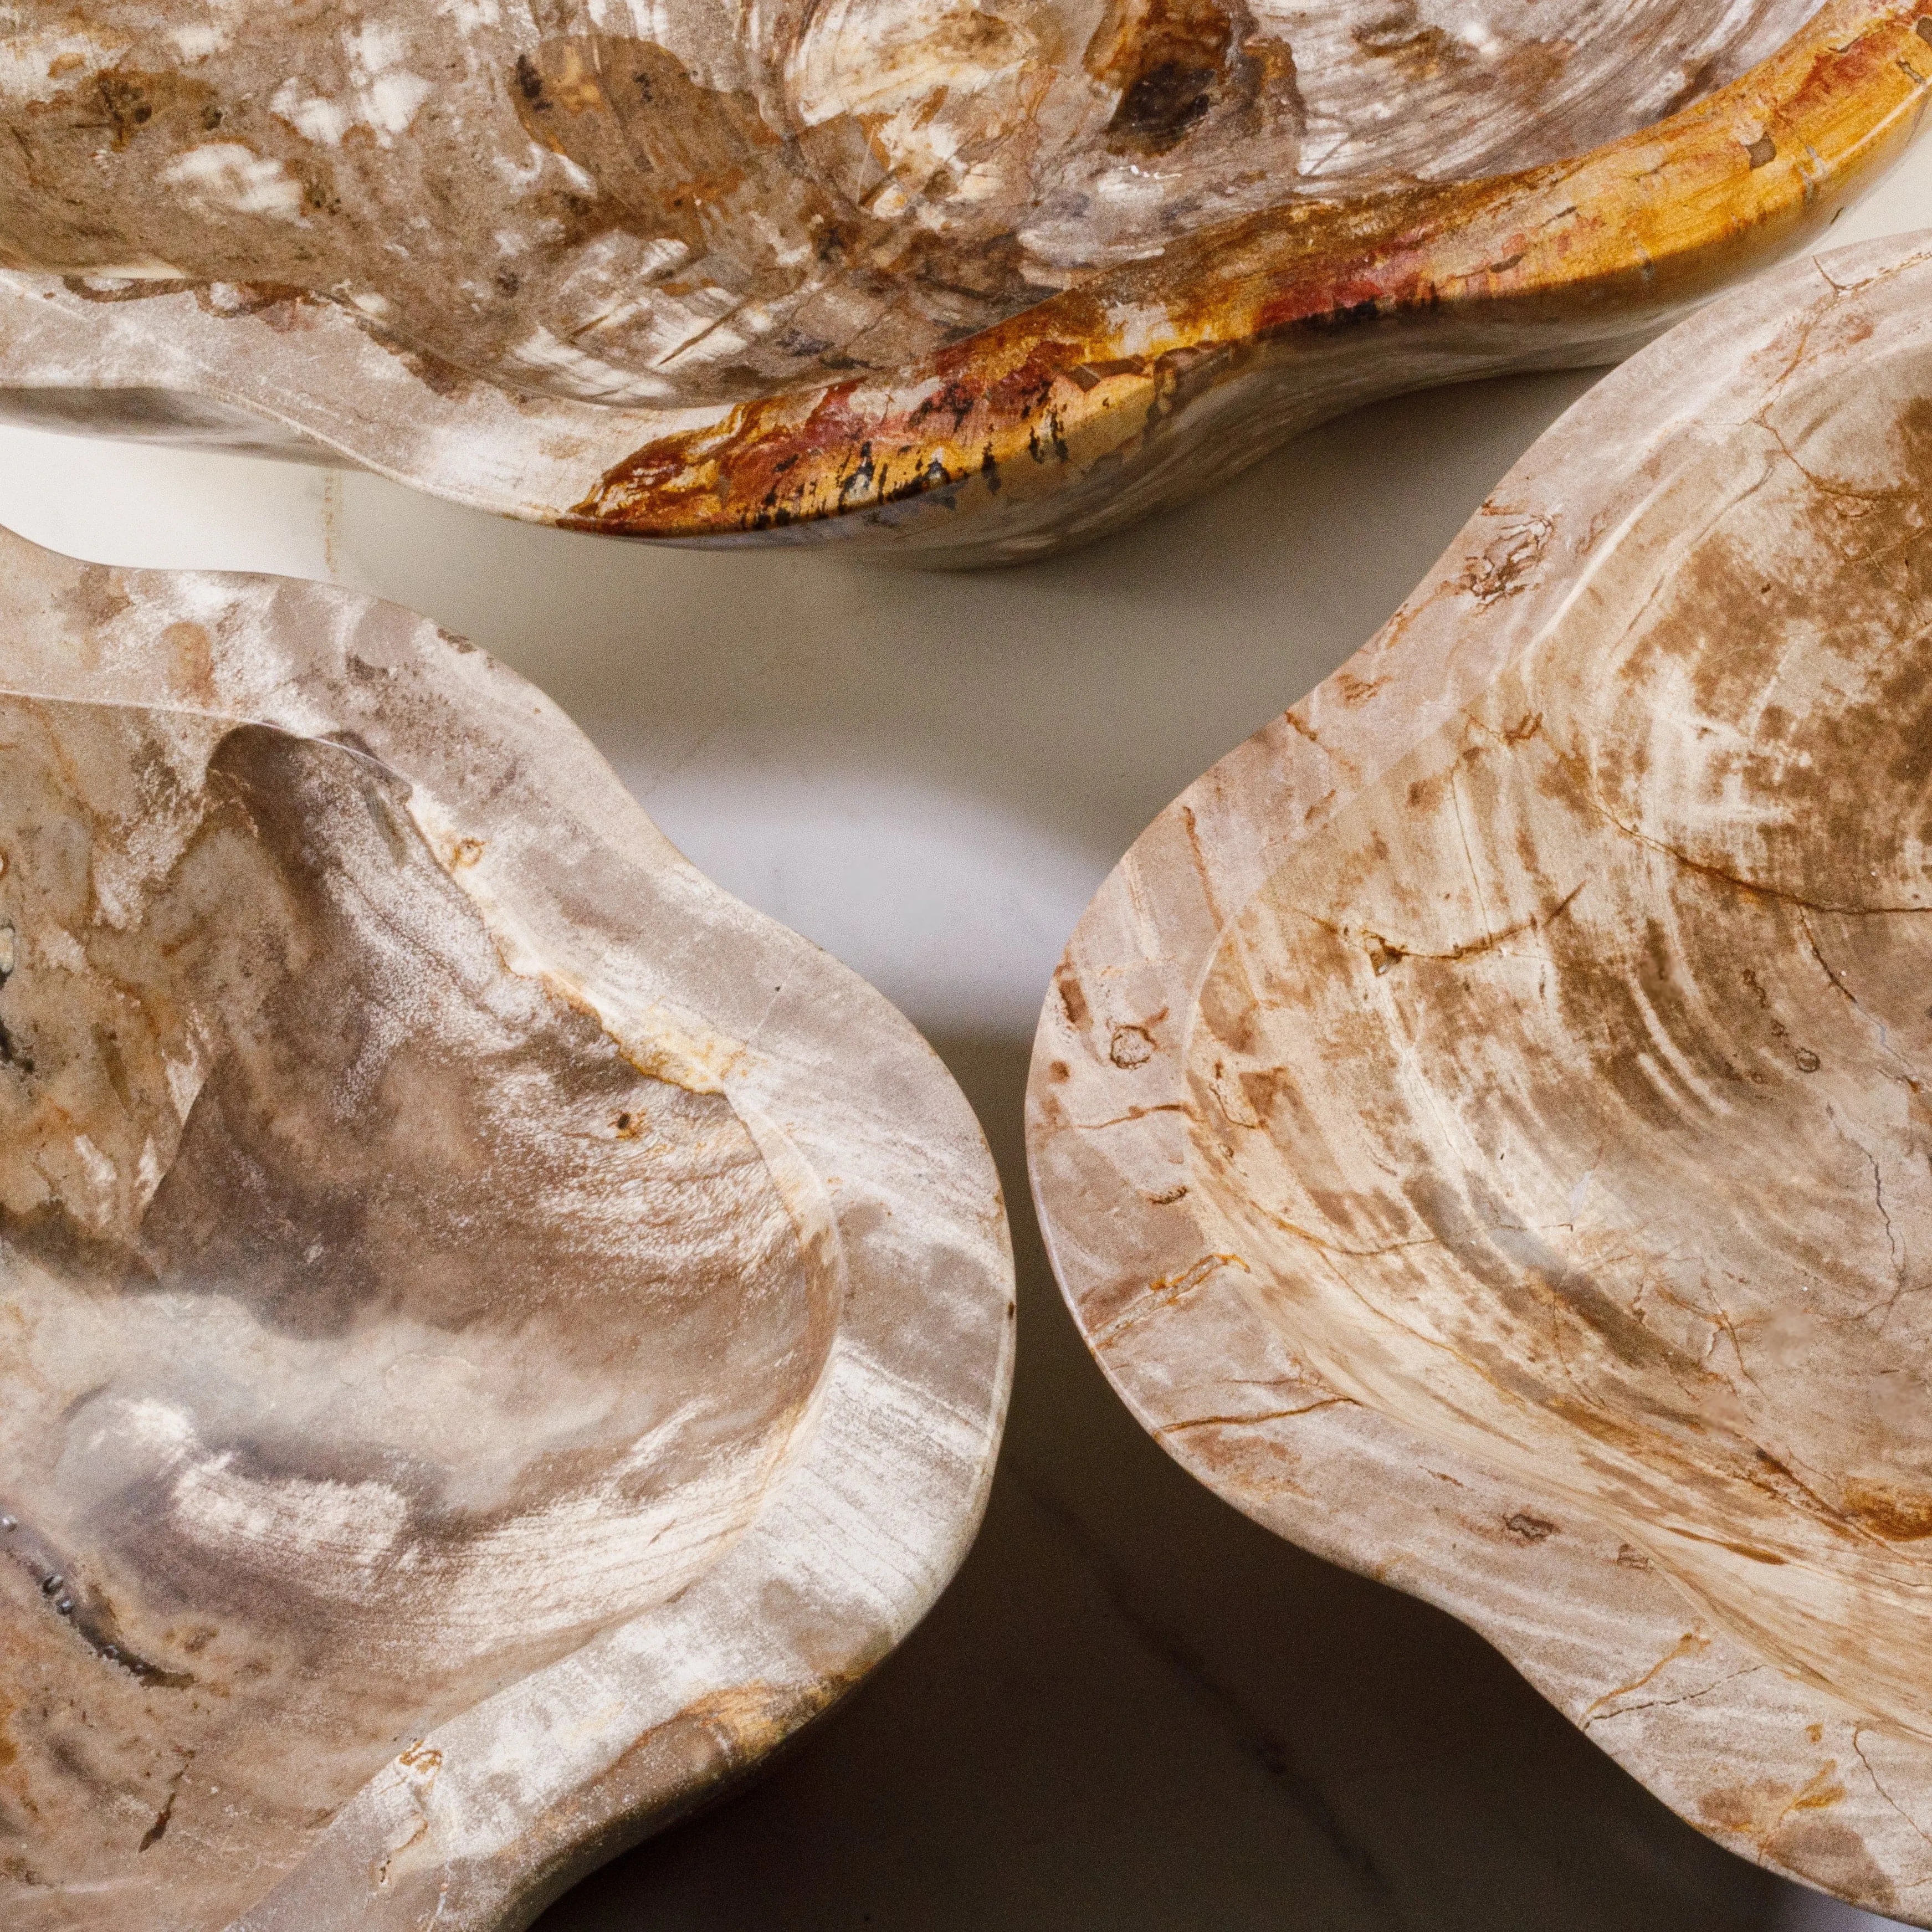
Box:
[0, 526, 1013, 1931]
[1028, 230, 1932, 1919]
[0, 1, 1927, 562]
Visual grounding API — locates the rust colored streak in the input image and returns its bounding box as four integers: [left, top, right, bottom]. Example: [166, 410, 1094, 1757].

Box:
[566, 1, 1929, 541]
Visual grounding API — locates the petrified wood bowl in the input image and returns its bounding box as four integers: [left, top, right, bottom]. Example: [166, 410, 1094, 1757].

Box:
[1028, 229, 1932, 1920]
[0, 526, 1013, 1931]
[0, 2, 1927, 562]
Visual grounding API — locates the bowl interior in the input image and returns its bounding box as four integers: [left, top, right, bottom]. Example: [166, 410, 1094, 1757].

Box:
[0, 0, 1815, 411]
[0, 698, 832, 1924]
[1184, 317, 1932, 1741]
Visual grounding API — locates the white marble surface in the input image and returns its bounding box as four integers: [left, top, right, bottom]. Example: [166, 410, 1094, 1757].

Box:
[2, 144, 1926, 1931]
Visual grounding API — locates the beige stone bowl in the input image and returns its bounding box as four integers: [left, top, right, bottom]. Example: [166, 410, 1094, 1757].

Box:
[0, 0, 1928, 561]
[1028, 230, 1932, 1920]
[0, 526, 1013, 1932]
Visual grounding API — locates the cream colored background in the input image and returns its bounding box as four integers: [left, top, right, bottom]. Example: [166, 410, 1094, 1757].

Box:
[3, 148, 1928, 1931]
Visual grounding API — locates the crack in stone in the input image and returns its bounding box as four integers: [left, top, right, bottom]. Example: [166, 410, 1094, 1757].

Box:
[1157, 1395, 1357, 1435]
[1851, 1724, 1932, 1874]
[139, 1750, 195, 1853]
[1580, 1659, 1767, 1730]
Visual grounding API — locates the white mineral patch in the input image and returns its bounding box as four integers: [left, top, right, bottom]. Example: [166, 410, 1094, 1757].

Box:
[162, 142, 308, 222]
[174, 1460, 414, 1575]
[271, 82, 353, 147]
[510, 329, 681, 404]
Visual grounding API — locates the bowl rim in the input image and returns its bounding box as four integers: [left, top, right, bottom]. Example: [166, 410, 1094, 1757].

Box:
[0, 526, 1016, 1931]
[1, 0, 1927, 557]
[1024, 228, 1932, 1924]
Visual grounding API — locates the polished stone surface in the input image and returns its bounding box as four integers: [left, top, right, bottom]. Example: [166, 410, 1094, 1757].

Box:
[0, 0, 1806, 406]
[1029, 232, 1932, 1920]
[1, 0, 1924, 556]
[2, 151, 1925, 1926]
[0, 532, 1011, 1930]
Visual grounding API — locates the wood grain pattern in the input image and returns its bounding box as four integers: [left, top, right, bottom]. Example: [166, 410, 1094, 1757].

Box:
[1028, 233, 1932, 1920]
[0, 0, 1923, 558]
[0, 529, 1013, 1931]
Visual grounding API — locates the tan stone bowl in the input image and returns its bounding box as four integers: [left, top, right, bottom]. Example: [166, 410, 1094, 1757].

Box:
[0, 0, 1928, 562]
[0, 526, 1013, 1932]
[1027, 230, 1932, 1919]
